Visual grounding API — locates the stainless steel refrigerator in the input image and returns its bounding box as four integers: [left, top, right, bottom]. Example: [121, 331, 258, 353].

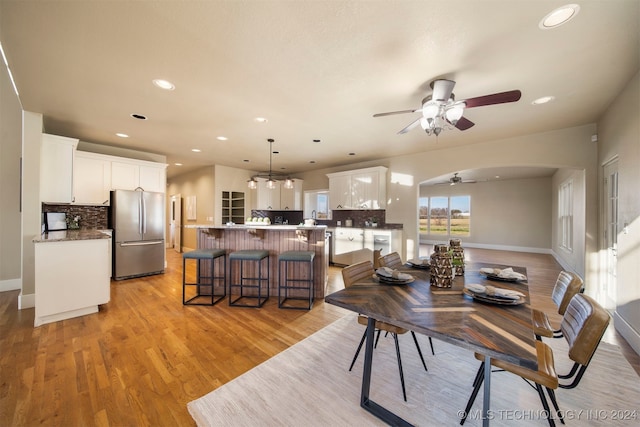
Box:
[111, 189, 165, 280]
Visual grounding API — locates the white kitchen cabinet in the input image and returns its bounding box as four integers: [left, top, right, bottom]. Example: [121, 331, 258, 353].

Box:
[328, 174, 352, 210]
[327, 166, 387, 210]
[34, 236, 111, 326]
[280, 179, 303, 210]
[139, 164, 166, 193]
[255, 178, 282, 210]
[40, 134, 79, 203]
[111, 160, 166, 193]
[73, 151, 112, 205]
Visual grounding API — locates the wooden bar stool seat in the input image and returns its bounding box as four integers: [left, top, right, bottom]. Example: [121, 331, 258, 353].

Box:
[229, 250, 270, 308]
[278, 250, 315, 310]
[182, 249, 227, 305]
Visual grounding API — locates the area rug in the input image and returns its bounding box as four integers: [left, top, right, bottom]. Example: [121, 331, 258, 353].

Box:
[188, 313, 640, 426]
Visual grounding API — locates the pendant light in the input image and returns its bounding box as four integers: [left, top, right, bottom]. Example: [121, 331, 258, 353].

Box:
[265, 138, 277, 189]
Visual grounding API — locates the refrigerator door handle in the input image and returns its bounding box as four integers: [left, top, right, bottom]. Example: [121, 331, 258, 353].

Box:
[120, 241, 163, 247]
[142, 194, 147, 234]
[138, 195, 143, 235]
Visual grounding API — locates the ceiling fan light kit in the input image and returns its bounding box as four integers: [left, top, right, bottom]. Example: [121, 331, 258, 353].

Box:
[374, 79, 521, 137]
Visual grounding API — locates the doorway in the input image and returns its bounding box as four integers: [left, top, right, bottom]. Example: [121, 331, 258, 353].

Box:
[170, 194, 182, 253]
[602, 159, 618, 309]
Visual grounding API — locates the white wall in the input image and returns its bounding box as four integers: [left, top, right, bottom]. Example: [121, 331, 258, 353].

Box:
[598, 70, 640, 354]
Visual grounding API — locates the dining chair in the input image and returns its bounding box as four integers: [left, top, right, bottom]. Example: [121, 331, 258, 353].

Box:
[341, 260, 429, 402]
[460, 293, 610, 427]
[532, 271, 584, 340]
[377, 251, 403, 269]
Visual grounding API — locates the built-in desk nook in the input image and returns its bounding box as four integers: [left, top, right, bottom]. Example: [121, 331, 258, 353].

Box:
[187, 225, 329, 300]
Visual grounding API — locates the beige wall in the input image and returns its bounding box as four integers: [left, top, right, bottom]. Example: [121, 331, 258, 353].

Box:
[166, 166, 215, 252]
[0, 53, 22, 289]
[20, 111, 43, 308]
[301, 124, 597, 262]
[598, 70, 640, 354]
[420, 176, 552, 250]
[166, 165, 255, 251]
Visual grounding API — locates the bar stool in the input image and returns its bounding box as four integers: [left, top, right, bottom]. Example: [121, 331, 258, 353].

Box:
[228, 250, 270, 307]
[278, 251, 315, 310]
[182, 249, 227, 305]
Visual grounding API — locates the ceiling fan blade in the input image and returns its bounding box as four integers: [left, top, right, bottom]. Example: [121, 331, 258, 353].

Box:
[454, 116, 475, 130]
[398, 117, 421, 134]
[373, 109, 418, 118]
[463, 90, 522, 108]
[431, 79, 456, 102]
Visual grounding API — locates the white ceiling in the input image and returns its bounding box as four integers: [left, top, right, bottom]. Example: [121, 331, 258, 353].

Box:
[1, 1, 638, 180]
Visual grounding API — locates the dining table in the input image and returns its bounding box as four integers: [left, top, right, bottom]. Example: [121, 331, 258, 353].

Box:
[324, 261, 538, 427]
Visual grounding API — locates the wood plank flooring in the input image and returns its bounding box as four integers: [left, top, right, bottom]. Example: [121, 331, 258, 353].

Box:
[0, 248, 638, 426]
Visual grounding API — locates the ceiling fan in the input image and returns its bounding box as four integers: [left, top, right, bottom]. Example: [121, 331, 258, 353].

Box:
[373, 79, 521, 135]
[435, 173, 477, 186]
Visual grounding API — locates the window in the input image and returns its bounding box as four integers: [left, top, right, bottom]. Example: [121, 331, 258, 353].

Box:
[419, 195, 471, 236]
[558, 180, 573, 251]
[304, 190, 330, 219]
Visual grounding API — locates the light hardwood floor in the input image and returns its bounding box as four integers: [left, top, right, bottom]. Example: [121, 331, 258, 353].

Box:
[1, 248, 638, 426]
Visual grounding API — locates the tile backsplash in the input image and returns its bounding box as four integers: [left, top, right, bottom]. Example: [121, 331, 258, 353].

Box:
[42, 204, 109, 230]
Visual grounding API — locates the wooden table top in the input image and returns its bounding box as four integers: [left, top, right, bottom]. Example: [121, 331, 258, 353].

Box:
[325, 262, 538, 370]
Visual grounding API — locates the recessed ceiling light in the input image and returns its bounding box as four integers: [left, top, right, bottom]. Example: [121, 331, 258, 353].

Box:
[495, 175, 500, 179]
[313, 139, 321, 143]
[539, 4, 580, 29]
[309, 160, 316, 164]
[216, 136, 228, 141]
[255, 117, 268, 123]
[243, 159, 250, 162]
[152, 79, 175, 90]
[174, 163, 183, 166]
[532, 96, 555, 105]
[191, 148, 201, 153]
[348, 152, 356, 156]
[116, 133, 129, 138]
[130, 113, 147, 120]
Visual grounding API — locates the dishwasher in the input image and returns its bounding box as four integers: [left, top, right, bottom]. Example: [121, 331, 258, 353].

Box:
[332, 227, 365, 266]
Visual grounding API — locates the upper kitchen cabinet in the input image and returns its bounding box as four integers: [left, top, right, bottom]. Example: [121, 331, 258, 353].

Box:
[73, 151, 111, 205]
[327, 166, 387, 210]
[111, 159, 167, 193]
[280, 179, 303, 210]
[40, 133, 79, 203]
[255, 178, 281, 210]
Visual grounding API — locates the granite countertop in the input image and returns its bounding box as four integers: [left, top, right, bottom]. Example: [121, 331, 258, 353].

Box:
[185, 224, 327, 230]
[33, 229, 112, 243]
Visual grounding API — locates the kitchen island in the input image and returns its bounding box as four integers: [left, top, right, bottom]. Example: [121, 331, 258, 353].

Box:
[33, 230, 111, 326]
[188, 225, 329, 299]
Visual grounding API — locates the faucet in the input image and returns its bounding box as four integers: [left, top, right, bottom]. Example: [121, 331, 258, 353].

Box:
[312, 210, 316, 219]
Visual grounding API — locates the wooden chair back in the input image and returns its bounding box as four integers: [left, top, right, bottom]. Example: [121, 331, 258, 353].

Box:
[552, 271, 585, 315]
[341, 260, 375, 288]
[378, 252, 403, 269]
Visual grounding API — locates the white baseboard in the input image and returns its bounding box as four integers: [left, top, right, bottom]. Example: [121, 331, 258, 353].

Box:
[613, 311, 640, 357]
[420, 240, 552, 254]
[0, 278, 21, 292]
[18, 292, 35, 309]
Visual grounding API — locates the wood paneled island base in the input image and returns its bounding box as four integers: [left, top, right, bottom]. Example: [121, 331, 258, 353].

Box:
[192, 225, 329, 300]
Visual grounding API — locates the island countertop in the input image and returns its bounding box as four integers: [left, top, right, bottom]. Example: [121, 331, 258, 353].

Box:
[33, 229, 112, 243]
[185, 224, 327, 230]
[194, 224, 329, 299]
